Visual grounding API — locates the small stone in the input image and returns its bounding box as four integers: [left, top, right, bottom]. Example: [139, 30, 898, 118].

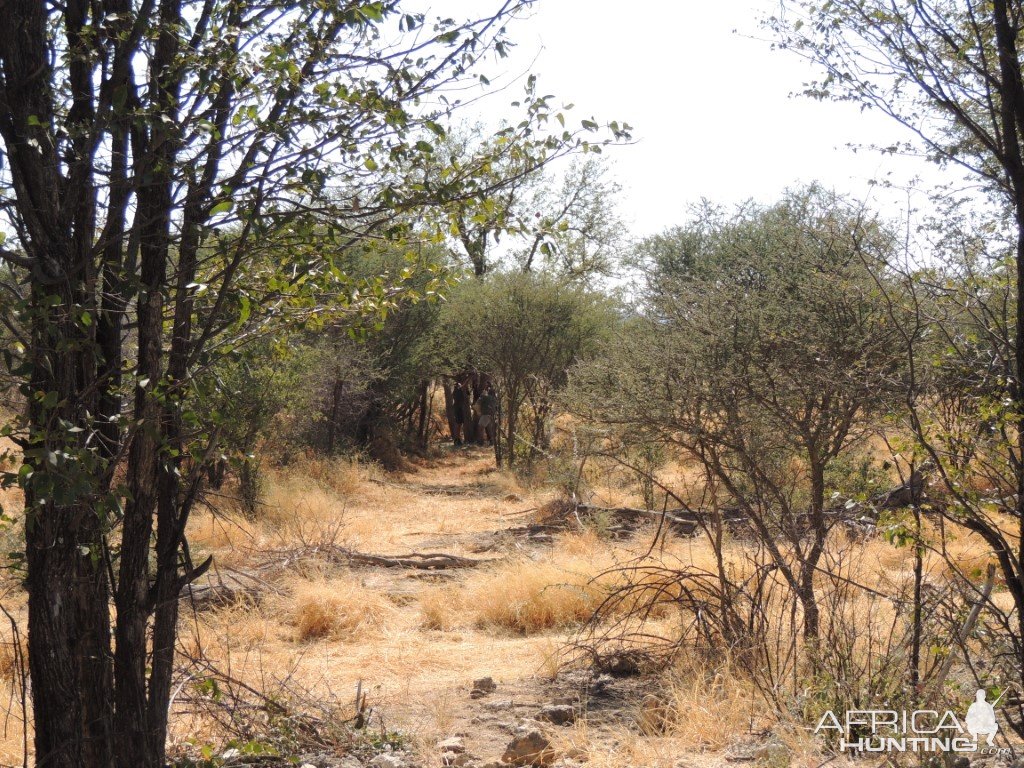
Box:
[370, 755, 406, 768]
[953, 759, 971, 768]
[442, 753, 477, 767]
[485, 699, 515, 711]
[502, 729, 557, 767]
[299, 764, 317, 768]
[754, 742, 790, 768]
[472, 676, 497, 697]
[221, 748, 241, 760]
[439, 737, 466, 754]
[536, 704, 575, 726]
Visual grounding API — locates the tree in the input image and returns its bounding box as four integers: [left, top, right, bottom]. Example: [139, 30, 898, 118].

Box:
[514, 157, 626, 280]
[439, 271, 617, 468]
[428, 124, 628, 278]
[569, 186, 902, 641]
[771, 0, 1024, 688]
[0, 2, 619, 765]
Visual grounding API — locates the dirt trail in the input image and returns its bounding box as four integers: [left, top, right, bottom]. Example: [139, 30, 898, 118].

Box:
[174, 445, 722, 768]
[341, 447, 580, 763]
[179, 446, 603, 766]
[357, 449, 730, 768]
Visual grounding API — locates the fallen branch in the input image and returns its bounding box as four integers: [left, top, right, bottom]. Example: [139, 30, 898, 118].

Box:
[334, 549, 488, 570]
[180, 566, 282, 610]
[257, 544, 494, 571]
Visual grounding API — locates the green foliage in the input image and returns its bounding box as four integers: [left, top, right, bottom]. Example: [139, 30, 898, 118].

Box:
[0, 0, 631, 762]
[422, 127, 628, 278]
[568, 185, 904, 643]
[823, 452, 891, 502]
[439, 270, 619, 467]
[577, 185, 902, 480]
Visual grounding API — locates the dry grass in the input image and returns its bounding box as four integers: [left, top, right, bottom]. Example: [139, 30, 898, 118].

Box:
[418, 529, 756, 636]
[0, 635, 24, 683]
[637, 656, 758, 749]
[0, 439, 1016, 766]
[284, 455, 374, 497]
[421, 531, 623, 634]
[464, 556, 605, 633]
[419, 584, 464, 631]
[289, 576, 396, 641]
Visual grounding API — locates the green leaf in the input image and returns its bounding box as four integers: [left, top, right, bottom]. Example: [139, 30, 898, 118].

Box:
[210, 200, 234, 216]
[238, 295, 251, 325]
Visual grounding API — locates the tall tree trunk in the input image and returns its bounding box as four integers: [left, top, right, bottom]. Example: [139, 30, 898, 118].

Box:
[911, 503, 923, 692]
[417, 380, 430, 448]
[799, 457, 827, 642]
[992, 0, 1024, 693]
[25, 284, 115, 768]
[504, 401, 516, 469]
[328, 379, 345, 453]
[442, 379, 458, 444]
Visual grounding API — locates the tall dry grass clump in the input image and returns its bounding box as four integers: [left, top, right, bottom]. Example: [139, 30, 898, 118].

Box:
[419, 585, 465, 631]
[418, 531, 739, 635]
[638, 655, 758, 749]
[290, 577, 394, 641]
[463, 557, 605, 633]
[424, 532, 621, 634]
[282, 455, 371, 497]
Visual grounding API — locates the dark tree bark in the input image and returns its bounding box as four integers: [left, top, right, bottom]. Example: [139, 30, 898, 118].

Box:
[777, 0, 1024, 670]
[417, 380, 430, 448]
[0, 1, 599, 762]
[328, 379, 346, 453]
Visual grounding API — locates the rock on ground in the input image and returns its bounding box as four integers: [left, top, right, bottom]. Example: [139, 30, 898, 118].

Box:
[471, 677, 498, 699]
[502, 728, 557, 767]
[438, 737, 466, 754]
[536, 704, 575, 726]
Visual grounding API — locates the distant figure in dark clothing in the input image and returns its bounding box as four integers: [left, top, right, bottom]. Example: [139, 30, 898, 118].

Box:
[477, 386, 498, 445]
[452, 381, 467, 446]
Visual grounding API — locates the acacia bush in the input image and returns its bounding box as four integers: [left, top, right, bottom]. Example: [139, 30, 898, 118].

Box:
[438, 270, 619, 469]
[559, 187, 964, 724]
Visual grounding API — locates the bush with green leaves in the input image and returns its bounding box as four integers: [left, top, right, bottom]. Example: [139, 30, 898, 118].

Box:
[569, 185, 904, 641]
[438, 270, 619, 468]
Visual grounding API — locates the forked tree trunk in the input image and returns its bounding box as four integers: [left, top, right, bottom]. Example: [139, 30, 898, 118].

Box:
[25, 284, 115, 768]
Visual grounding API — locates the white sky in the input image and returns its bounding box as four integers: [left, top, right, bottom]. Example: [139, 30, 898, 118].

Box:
[446, 0, 949, 237]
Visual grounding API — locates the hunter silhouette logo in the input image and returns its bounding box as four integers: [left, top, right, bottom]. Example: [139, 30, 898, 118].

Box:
[965, 689, 999, 746]
[814, 689, 1008, 753]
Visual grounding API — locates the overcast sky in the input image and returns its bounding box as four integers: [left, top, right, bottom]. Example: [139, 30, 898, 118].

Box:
[447, 0, 948, 238]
